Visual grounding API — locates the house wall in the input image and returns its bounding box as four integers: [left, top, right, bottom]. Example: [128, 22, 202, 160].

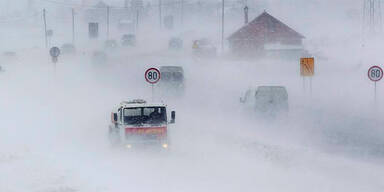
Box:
[229, 39, 264, 57]
[229, 37, 303, 58]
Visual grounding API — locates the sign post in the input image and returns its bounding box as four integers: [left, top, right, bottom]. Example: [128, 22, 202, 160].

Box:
[300, 57, 315, 95]
[145, 68, 161, 101]
[368, 66, 383, 103]
[50, 47, 60, 74]
[50, 47, 60, 63]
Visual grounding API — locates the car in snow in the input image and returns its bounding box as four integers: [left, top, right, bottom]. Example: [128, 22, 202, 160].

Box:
[121, 34, 136, 47]
[192, 39, 217, 57]
[169, 37, 183, 50]
[91, 50, 108, 65]
[61, 43, 76, 55]
[240, 86, 289, 116]
[104, 39, 118, 51]
[159, 66, 185, 95]
[108, 99, 176, 149]
[118, 19, 135, 32]
[3, 51, 17, 58]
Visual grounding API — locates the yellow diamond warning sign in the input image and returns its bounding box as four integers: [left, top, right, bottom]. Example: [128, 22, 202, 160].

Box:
[300, 57, 315, 77]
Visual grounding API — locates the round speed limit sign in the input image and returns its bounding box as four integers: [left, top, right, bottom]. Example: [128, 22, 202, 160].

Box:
[145, 68, 161, 84]
[368, 66, 383, 82]
[50, 47, 61, 57]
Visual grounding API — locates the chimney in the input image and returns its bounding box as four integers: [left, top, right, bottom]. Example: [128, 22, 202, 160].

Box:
[244, 6, 249, 24]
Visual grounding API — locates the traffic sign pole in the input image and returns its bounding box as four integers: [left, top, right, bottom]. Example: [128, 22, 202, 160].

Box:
[368, 65, 383, 105]
[300, 57, 315, 95]
[375, 81, 377, 103]
[310, 77, 313, 96]
[145, 68, 161, 102]
[50, 47, 61, 63]
[49, 47, 61, 76]
[53, 58, 56, 76]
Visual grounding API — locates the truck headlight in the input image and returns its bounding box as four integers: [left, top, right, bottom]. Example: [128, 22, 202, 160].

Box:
[162, 143, 168, 149]
[126, 144, 132, 149]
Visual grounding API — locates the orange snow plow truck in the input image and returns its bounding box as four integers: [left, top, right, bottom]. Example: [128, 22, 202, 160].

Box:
[108, 99, 175, 149]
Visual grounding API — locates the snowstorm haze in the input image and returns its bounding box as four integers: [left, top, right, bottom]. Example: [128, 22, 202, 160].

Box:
[0, 0, 384, 192]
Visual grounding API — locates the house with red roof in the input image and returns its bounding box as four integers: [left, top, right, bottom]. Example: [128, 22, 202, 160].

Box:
[228, 11, 306, 58]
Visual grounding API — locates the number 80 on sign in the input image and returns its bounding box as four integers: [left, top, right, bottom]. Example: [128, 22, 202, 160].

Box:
[368, 66, 383, 82]
[145, 68, 161, 84]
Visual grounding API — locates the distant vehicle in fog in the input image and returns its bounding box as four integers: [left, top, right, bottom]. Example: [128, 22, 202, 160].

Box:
[3, 51, 16, 58]
[118, 19, 135, 32]
[192, 39, 217, 57]
[91, 50, 108, 64]
[169, 37, 183, 50]
[121, 34, 136, 47]
[159, 66, 185, 95]
[104, 39, 118, 51]
[108, 99, 176, 150]
[61, 43, 76, 55]
[240, 86, 289, 116]
[2, 51, 17, 65]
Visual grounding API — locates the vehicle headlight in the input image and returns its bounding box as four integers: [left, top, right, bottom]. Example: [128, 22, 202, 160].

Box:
[162, 143, 168, 149]
[125, 144, 132, 149]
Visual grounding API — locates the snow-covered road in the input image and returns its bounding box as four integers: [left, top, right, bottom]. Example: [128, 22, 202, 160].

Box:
[0, 48, 383, 192]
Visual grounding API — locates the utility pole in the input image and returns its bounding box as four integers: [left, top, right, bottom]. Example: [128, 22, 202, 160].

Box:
[43, 9, 48, 48]
[136, 9, 139, 30]
[132, 0, 143, 32]
[180, 0, 184, 26]
[107, 6, 110, 39]
[363, 0, 382, 36]
[72, 8, 75, 44]
[244, 6, 249, 24]
[221, 0, 224, 51]
[159, 0, 162, 28]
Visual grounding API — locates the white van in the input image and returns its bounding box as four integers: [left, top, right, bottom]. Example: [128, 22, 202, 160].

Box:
[241, 86, 289, 115]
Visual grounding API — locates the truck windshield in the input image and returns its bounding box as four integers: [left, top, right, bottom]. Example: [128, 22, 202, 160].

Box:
[123, 107, 167, 125]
